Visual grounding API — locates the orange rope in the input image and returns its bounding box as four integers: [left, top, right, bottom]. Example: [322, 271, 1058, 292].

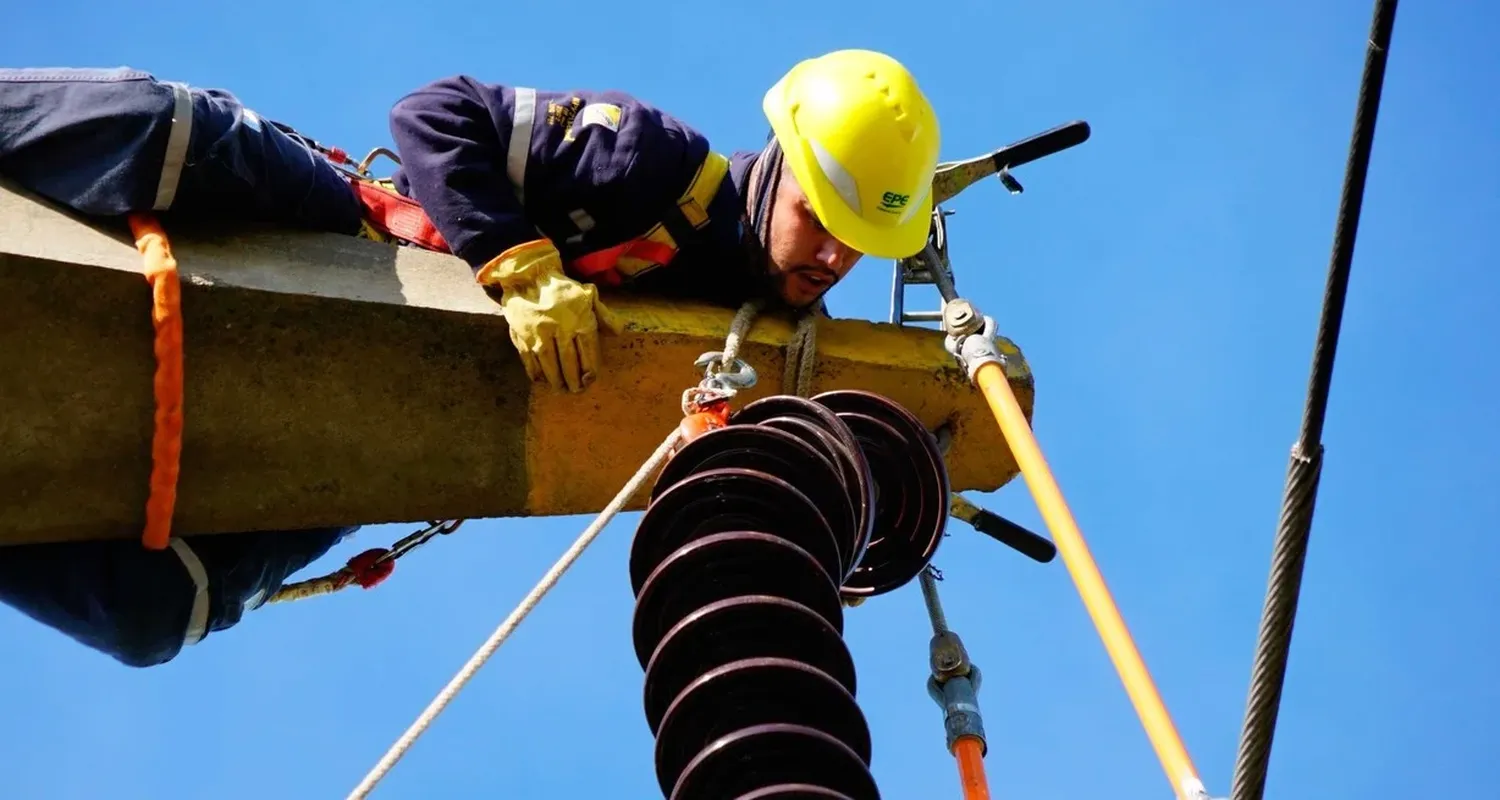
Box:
[128, 213, 184, 551]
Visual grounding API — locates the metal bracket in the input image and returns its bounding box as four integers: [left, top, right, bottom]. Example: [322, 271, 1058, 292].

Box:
[931, 120, 1091, 206]
[890, 207, 959, 326]
[892, 118, 1091, 331]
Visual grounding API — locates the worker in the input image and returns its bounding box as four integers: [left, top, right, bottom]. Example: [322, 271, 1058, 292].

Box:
[0, 50, 941, 667]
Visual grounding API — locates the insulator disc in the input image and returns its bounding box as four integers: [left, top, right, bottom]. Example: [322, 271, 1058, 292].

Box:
[814, 390, 950, 596]
[642, 595, 853, 735]
[668, 723, 879, 800]
[631, 531, 842, 670]
[735, 786, 858, 800]
[731, 396, 876, 572]
[742, 414, 867, 580]
[653, 657, 871, 798]
[650, 424, 858, 577]
[629, 467, 841, 597]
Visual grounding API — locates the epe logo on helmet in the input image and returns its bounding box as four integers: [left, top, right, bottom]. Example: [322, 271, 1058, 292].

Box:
[878, 191, 910, 213]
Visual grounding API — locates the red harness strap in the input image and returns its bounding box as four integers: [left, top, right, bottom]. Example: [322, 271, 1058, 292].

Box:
[349, 178, 452, 253]
[348, 173, 713, 287]
[350, 179, 681, 286]
[569, 238, 677, 287]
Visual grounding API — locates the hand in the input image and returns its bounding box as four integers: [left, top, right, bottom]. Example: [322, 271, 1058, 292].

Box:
[477, 239, 623, 392]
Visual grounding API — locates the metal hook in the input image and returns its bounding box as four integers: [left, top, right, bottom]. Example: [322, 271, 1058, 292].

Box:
[693, 351, 758, 391]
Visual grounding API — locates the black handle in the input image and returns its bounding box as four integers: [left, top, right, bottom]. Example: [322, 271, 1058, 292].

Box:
[969, 509, 1057, 563]
[990, 120, 1092, 172]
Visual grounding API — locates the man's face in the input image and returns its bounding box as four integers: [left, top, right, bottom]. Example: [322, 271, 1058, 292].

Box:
[762, 167, 864, 308]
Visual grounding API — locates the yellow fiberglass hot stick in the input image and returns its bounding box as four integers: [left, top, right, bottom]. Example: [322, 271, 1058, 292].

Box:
[971, 357, 1209, 800]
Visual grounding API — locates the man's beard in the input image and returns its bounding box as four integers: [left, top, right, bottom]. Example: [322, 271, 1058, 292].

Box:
[773, 266, 836, 310]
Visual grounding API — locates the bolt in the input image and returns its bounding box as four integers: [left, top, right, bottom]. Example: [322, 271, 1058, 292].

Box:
[943, 299, 983, 337]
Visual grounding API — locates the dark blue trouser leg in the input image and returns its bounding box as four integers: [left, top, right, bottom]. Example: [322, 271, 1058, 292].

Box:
[0, 528, 355, 668]
[0, 67, 370, 666]
[0, 66, 363, 232]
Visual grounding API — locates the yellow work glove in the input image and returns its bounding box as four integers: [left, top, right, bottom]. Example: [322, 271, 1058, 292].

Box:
[476, 239, 623, 393]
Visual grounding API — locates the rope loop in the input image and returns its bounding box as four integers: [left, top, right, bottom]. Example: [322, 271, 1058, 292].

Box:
[127, 213, 185, 551]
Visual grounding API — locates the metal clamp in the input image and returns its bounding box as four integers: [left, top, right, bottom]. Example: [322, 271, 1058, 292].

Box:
[927, 666, 987, 753]
[943, 314, 1008, 381]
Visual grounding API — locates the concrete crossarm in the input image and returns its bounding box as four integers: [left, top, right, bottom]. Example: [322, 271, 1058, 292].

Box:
[0, 181, 1034, 545]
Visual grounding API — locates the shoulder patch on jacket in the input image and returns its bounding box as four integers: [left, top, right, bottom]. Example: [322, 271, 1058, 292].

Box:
[579, 103, 622, 134]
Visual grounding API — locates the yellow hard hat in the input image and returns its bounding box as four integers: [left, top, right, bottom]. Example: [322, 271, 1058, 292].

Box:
[763, 49, 941, 260]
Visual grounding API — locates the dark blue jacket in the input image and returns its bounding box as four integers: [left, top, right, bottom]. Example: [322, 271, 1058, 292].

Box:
[387, 75, 769, 307]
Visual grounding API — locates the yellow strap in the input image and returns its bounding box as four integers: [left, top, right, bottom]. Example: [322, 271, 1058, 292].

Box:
[677, 150, 730, 229]
[642, 150, 732, 246]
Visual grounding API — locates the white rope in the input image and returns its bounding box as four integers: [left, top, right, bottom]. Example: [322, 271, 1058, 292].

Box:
[720, 298, 765, 365]
[346, 427, 684, 800]
[782, 310, 818, 398]
[265, 574, 347, 603]
[347, 299, 768, 798]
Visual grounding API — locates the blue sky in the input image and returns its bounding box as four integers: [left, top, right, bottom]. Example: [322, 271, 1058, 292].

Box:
[5, 1, 1497, 798]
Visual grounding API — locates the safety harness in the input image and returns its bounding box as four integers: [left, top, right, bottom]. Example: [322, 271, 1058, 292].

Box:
[567, 150, 730, 287]
[280, 119, 734, 289]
